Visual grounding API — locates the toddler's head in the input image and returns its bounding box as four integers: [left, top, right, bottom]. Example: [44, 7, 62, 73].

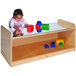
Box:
[13, 30, 23, 37]
[13, 9, 23, 22]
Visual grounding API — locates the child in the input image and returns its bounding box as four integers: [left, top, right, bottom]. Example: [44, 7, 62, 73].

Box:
[9, 9, 29, 37]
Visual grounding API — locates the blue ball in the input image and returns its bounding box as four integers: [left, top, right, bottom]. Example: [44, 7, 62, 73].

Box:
[37, 21, 42, 25]
[37, 29, 42, 33]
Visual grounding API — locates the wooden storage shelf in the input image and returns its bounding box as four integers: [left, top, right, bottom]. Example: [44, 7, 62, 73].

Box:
[1, 19, 76, 67]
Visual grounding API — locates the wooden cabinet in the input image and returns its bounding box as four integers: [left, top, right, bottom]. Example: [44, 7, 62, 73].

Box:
[1, 19, 76, 67]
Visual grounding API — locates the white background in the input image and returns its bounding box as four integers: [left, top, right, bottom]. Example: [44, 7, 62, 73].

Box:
[0, 0, 76, 76]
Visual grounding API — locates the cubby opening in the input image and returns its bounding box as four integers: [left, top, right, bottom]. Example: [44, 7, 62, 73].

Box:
[12, 29, 75, 62]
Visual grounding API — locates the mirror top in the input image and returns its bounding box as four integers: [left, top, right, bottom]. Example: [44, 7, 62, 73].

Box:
[7, 22, 71, 37]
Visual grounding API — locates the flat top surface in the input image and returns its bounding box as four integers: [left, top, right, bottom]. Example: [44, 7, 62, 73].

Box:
[8, 23, 70, 37]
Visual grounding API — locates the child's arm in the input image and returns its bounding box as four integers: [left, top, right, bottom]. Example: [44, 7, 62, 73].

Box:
[9, 20, 14, 28]
[9, 20, 19, 32]
[22, 18, 29, 28]
[9, 20, 19, 29]
[14, 25, 19, 30]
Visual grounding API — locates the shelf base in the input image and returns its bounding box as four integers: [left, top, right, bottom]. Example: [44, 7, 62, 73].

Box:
[11, 48, 75, 67]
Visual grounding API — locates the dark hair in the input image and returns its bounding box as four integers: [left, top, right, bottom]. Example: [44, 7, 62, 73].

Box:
[13, 9, 23, 17]
[13, 30, 23, 37]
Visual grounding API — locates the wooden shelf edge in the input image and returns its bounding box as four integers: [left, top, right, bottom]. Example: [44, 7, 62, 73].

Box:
[11, 48, 75, 67]
[1, 25, 12, 35]
[1, 51, 12, 66]
[58, 19, 75, 29]
[12, 28, 74, 40]
[1, 25, 12, 65]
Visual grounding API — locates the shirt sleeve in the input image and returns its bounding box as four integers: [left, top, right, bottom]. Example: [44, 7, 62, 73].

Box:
[9, 18, 16, 33]
[9, 19, 15, 28]
[22, 17, 28, 25]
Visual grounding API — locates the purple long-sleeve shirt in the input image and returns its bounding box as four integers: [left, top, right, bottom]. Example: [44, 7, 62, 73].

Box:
[9, 17, 28, 32]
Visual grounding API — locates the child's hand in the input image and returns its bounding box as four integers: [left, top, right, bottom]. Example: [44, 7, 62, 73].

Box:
[24, 24, 29, 28]
[14, 25, 19, 30]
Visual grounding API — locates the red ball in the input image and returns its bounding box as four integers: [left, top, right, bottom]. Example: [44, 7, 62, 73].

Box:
[27, 25, 34, 33]
[36, 24, 41, 30]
